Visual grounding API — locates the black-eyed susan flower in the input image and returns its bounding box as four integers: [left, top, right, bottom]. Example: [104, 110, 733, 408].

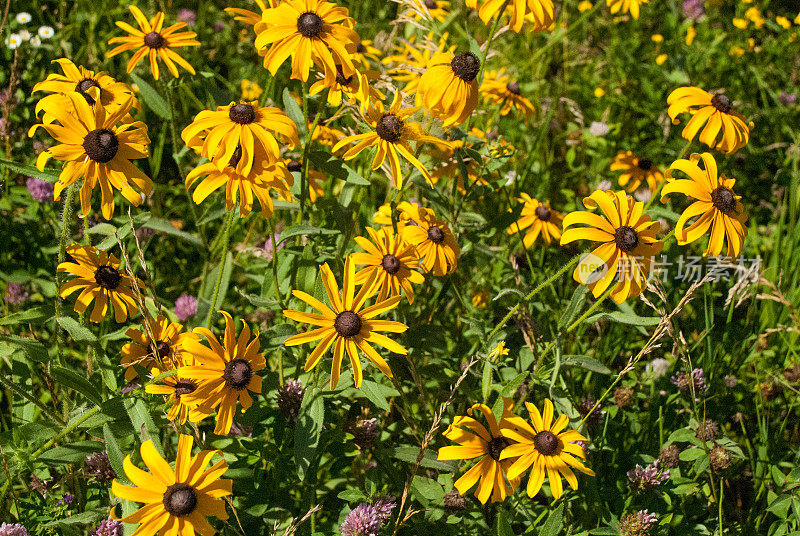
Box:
[253, 0, 359, 82]
[501, 399, 594, 499]
[57, 244, 141, 323]
[283, 257, 408, 389]
[610, 151, 664, 193]
[661, 152, 747, 258]
[606, 0, 648, 19]
[32, 58, 138, 125]
[285, 159, 328, 202]
[401, 207, 459, 276]
[145, 356, 210, 426]
[121, 315, 199, 381]
[405, 0, 451, 22]
[179, 311, 266, 435]
[333, 92, 450, 188]
[111, 435, 232, 535]
[185, 148, 294, 218]
[29, 93, 151, 220]
[240, 78, 264, 100]
[667, 87, 753, 154]
[106, 5, 200, 80]
[225, 0, 272, 28]
[372, 201, 424, 230]
[418, 50, 480, 127]
[429, 154, 486, 194]
[561, 190, 663, 304]
[310, 118, 347, 147]
[480, 69, 536, 122]
[466, 0, 554, 32]
[507, 194, 563, 247]
[310, 64, 382, 108]
[383, 33, 453, 98]
[351, 226, 425, 304]
[352, 39, 382, 68]
[182, 101, 299, 177]
[437, 399, 520, 504]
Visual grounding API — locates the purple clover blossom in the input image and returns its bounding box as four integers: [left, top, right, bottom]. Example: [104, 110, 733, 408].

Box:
[340, 503, 382, 536]
[627, 460, 670, 492]
[176, 9, 196, 26]
[86, 451, 116, 483]
[26, 176, 54, 203]
[0, 524, 29, 536]
[682, 0, 704, 20]
[90, 519, 123, 536]
[57, 494, 73, 506]
[263, 232, 284, 260]
[4, 283, 29, 305]
[174, 294, 198, 322]
[779, 92, 797, 106]
[277, 378, 305, 421]
[619, 510, 658, 536]
[213, 20, 226, 32]
[371, 496, 396, 523]
[671, 368, 708, 399]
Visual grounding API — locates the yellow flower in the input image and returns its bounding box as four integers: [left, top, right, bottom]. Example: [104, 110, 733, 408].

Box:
[667, 86, 753, 154]
[508, 195, 563, 247]
[656, 53, 668, 66]
[732, 17, 748, 29]
[686, 25, 697, 45]
[401, 207, 460, 276]
[309, 64, 382, 108]
[332, 92, 451, 189]
[29, 93, 151, 220]
[578, 1, 593, 12]
[32, 58, 138, 125]
[472, 288, 490, 308]
[240, 78, 264, 100]
[112, 435, 232, 534]
[438, 399, 520, 504]
[480, 69, 536, 122]
[225, 0, 273, 28]
[594, 87, 605, 97]
[610, 151, 664, 193]
[606, 0, 648, 19]
[351, 226, 425, 304]
[179, 311, 266, 435]
[106, 5, 200, 80]
[560, 190, 663, 304]
[121, 315, 199, 381]
[405, 0, 451, 22]
[254, 0, 359, 82]
[501, 399, 594, 499]
[776, 16, 791, 30]
[372, 201, 425, 230]
[661, 152, 747, 258]
[352, 39, 382, 69]
[181, 101, 299, 177]
[383, 33, 454, 99]
[488, 342, 509, 361]
[283, 257, 408, 389]
[310, 119, 347, 147]
[418, 50, 481, 127]
[145, 359, 210, 426]
[744, 7, 765, 28]
[466, 0, 554, 33]
[651, 34, 663, 43]
[57, 244, 142, 323]
[729, 45, 745, 57]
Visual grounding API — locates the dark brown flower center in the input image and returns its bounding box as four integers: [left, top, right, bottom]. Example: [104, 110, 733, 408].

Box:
[228, 145, 243, 168]
[711, 186, 736, 214]
[223, 358, 252, 390]
[83, 129, 119, 163]
[533, 430, 559, 456]
[143, 31, 165, 49]
[335, 64, 354, 87]
[535, 205, 551, 221]
[427, 226, 445, 244]
[425, 0, 438, 7]
[229, 103, 256, 124]
[376, 114, 403, 142]
[614, 225, 639, 253]
[355, 42, 365, 53]
[297, 12, 324, 38]
[174, 379, 197, 397]
[381, 254, 401, 274]
[94, 265, 121, 290]
[506, 82, 521, 95]
[75, 79, 100, 105]
[334, 311, 362, 338]
[637, 157, 653, 171]
[711, 93, 732, 114]
[450, 52, 480, 82]
[162, 483, 197, 517]
[287, 160, 302, 172]
[155, 340, 171, 359]
[487, 436, 510, 461]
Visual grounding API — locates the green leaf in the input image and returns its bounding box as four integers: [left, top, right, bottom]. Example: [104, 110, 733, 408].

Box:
[359, 379, 399, 412]
[0, 158, 60, 183]
[539, 503, 564, 536]
[500, 372, 529, 397]
[103, 423, 128, 484]
[0, 305, 53, 326]
[0, 335, 49, 363]
[337, 489, 367, 503]
[497, 510, 514, 536]
[56, 316, 98, 343]
[558, 285, 589, 328]
[295, 390, 324, 481]
[282, 88, 305, 138]
[666, 428, 697, 444]
[679, 447, 706, 461]
[140, 215, 203, 246]
[130, 74, 171, 119]
[238, 289, 279, 310]
[125, 397, 164, 454]
[205, 252, 234, 312]
[308, 151, 370, 185]
[584, 311, 661, 326]
[392, 445, 457, 472]
[482, 360, 493, 400]
[561, 355, 612, 375]
[278, 224, 338, 245]
[50, 366, 103, 406]
[39, 441, 104, 464]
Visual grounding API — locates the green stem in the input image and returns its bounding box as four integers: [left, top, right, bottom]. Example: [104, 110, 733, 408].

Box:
[206, 208, 237, 327]
[267, 218, 285, 310]
[0, 374, 63, 425]
[55, 184, 78, 364]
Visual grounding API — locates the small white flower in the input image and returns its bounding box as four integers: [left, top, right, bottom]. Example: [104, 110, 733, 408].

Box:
[648, 358, 670, 378]
[5, 34, 22, 50]
[589, 121, 610, 136]
[15, 12, 32, 24]
[18, 29, 31, 41]
[29, 35, 41, 47]
[634, 187, 652, 203]
[38, 26, 55, 39]
[503, 170, 518, 187]
[596, 180, 613, 191]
